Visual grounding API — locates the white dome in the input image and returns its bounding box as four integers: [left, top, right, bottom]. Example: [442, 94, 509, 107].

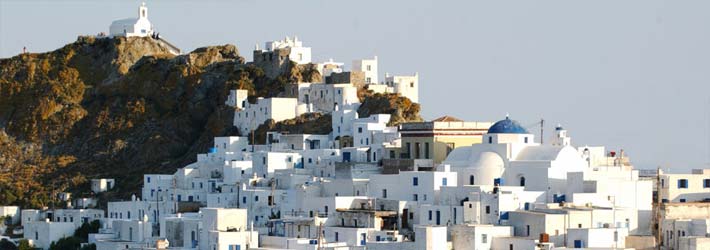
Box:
[470, 151, 505, 169]
[445, 147, 506, 186]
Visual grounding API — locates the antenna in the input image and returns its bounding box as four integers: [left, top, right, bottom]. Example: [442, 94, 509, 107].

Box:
[707, 97, 710, 167]
[540, 118, 545, 144]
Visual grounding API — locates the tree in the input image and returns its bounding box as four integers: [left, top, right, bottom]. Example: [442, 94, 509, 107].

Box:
[17, 240, 33, 250]
[73, 220, 101, 242]
[49, 236, 81, 250]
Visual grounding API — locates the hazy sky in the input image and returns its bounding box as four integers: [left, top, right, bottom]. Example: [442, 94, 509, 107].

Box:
[1, 0, 709, 172]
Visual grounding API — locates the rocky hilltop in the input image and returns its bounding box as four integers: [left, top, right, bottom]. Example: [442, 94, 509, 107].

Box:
[0, 36, 421, 208]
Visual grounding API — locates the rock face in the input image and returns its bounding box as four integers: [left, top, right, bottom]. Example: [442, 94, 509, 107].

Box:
[358, 92, 423, 126]
[0, 37, 254, 207]
[0, 36, 421, 208]
[250, 113, 332, 145]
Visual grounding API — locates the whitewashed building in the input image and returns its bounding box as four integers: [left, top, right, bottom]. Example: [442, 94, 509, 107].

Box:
[109, 3, 153, 38]
[234, 97, 299, 136]
[353, 57, 378, 84]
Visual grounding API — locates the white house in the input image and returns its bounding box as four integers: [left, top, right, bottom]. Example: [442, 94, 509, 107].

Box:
[23, 220, 75, 250]
[225, 89, 249, 109]
[353, 57, 378, 84]
[450, 224, 514, 250]
[292, 83, 359, 113]
[91, 178, 115, 194]
[199, 208, 259, 250]
[659, 169, 710, 203]
[109, 3, 153, 38]
[385, 73, 419, 103]
[0, 206, 20, 225]
[234, 97, 300, 136]
[262, 36, 312, 65]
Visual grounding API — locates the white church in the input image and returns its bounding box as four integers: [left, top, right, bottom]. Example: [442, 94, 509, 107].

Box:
[443, 116, 587, 202]
[109, 3, 154, 38]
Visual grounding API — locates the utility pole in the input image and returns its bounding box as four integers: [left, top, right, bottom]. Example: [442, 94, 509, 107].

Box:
[655, 167, 662, 249]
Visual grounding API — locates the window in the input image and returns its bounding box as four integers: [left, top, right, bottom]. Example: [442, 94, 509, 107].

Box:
[358, 127, 363, 133]
[520, 177, 526, 187]
[488, 136, 493, 144]
[469, 175, 475, 185]
[382, 189, 387, 198]
[481, 234, 488, 243]
[524, 137, 528, 143]
[485, 206, 490, 214]
[424, 142, 430, 159]
[413, 177, 419, 186]
[147, 177, 151, 183]
[366, 77, 372, 83]
[335, 232, 339, 241]
[366, 65, 371, 71]
[678, 179, 688, 189]
[413, 194, 418, 201]
[410, 82, 414, 88]
[242, 197, 247, 204]
[255, 196, 259, 202]
[406, 143, 412, 157]
[704, 179, 710, 188]
[428, 210, 432, 220]
[442, 177, 448, 186]
[415, 143, 421, 159]
[680, 198, 686, 203]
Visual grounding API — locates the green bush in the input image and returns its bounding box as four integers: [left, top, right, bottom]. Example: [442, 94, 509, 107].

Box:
[17, 239, 32, 250]
[73, 220, 101, 242]
[49, 236, 81, 250]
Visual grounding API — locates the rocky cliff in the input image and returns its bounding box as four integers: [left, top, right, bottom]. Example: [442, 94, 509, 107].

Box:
[0, 36, 420, 208]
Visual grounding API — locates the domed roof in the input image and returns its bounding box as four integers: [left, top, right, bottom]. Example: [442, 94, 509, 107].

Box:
[487, 117, 529, 134]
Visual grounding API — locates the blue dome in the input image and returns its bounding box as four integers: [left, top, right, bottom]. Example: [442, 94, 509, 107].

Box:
[487, 117, 529, 134]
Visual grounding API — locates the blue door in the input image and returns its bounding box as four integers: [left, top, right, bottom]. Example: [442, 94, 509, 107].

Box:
[343, 152, 351, 162]
[435, 210, 441, 225]
[574, 240, 582, 248]
[360, 233, 366, 245]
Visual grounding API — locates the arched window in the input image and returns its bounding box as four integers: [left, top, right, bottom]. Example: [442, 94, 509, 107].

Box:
[520, 176, 526, 187]
[469, 175, 475, 185]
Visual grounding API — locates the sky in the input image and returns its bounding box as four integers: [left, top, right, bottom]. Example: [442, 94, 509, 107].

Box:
[1, 0, 709, 172]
